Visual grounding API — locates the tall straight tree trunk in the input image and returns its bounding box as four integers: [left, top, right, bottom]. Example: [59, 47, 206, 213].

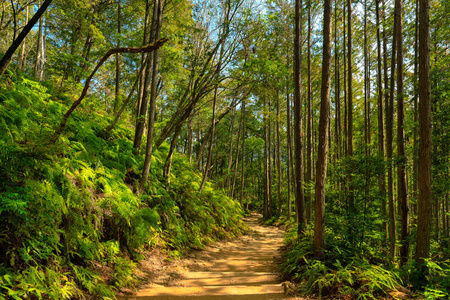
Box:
[231, 111, 242, 199]
[240, 100, 246, 205]
[347, 0, 353, 180]
[314, 0, 332, 260]
[395, 0, 409, 266]
[412, 0, 419, 217]
[334, 0, 341, 181]
[343, 0, 347, 156]
[415, 0, 431, 266]
[139, 0, 164, 191]
[387, 0, 399, 259]
[114, 0, 122, 113]
[287, 92, 293, 220]
[294, 0, 306, 235]
[34, 0, 44, 80]
[268, 107, 273, 219]
[134, 0, 160, 155]
[137, 0, 151, 117]
[227, 106, 236, 196]
[307, 0, 313, 223]
[277, 92, 282, 217]
[187, 111, 195, 163]
[263, 97, 270, 218]
[376, 0, 388, 243]
[18, 6, 29, 71]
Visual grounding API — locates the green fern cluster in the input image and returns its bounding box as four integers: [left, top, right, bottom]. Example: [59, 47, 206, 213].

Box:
[0, 75, 245, 298]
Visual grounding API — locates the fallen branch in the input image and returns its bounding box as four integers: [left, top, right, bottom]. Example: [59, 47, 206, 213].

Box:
[51, 38, 168, 144]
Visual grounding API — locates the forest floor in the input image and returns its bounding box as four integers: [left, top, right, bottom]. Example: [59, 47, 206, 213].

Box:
[120, 213, 305, 300]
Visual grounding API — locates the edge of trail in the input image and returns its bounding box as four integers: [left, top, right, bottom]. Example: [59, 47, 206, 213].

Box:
[119, 213, 306, 300]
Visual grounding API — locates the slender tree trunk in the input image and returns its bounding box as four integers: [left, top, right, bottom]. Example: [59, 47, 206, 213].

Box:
[314, 0, 332, 260]
[114, 0, 122, 113]
[415, 0, 431, 265]
[287, 91, 292, 220]
[232, 111, 243, 199]
[294, 0, 306, 234]
[263, 97, 269, 218]
[387, 0, 399, 259]
[277, 92, 282, 216]
[137, 0, 151, 117]
[240, 100, 246, 205]
[139, 0, 164, 192]
[200, 87, 219, 192]
[307, 0, 313, 223]
[133, 0, 161, 155]
[412, 0, 419, 217]
[376, 0, 388, 244]
[34, 0, 44, 80]
[187, 111, 195, 163]
[395, 0, 409, 266]
[18, 6, 29, 71]
[227, 106, 236, 195]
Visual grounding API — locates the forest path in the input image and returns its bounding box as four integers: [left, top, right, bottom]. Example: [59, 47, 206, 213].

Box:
[124, 213, 302, 300]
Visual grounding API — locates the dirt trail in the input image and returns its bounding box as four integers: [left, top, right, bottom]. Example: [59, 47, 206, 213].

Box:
[124, 213, 302, 300]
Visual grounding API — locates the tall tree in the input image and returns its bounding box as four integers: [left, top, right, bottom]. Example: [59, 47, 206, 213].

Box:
[139, 0, 164, 192]
[376, 0, 388, 243]
[314, 0, 332, 259]
[395, 0, 409, 266]
[294, 0, 306, 234]
[415, 0, 431, 266]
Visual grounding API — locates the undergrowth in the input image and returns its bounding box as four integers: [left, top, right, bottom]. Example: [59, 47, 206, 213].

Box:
[282, 224, 450, 299]
[0, 75, 245, 299]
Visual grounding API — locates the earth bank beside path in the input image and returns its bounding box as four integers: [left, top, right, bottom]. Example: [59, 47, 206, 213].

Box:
[123, 213, 304, 300]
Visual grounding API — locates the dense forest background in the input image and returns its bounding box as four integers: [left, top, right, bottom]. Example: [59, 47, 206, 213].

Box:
[0, 0, 449, 298]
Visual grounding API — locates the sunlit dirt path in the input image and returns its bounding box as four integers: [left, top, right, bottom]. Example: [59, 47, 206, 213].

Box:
[124, 213, 303, 300]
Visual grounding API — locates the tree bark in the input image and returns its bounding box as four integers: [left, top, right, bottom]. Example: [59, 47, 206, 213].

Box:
[376, 0, 388, 244]
[294, 0, 306, 234]
[307, 0, 313, 223]
[314, 0, 332, 260]
[114, 0, 122, 113]
[395, 0, 409, 266]
[276, 92, 282, 216]
[139, 0, 164, 192]
[388, 0, 399, 259]
[240, 100, 246, 205]
[415, 0, 431, 266]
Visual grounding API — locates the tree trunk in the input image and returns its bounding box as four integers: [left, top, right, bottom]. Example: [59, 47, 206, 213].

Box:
[240, 100, 246, 205]
[387, 0, 399, 259]
[114, 0, 122, 113]
[395, 0, 409, 266]
[376, 0, 388, 244]
[133, 0, 161, 155]
[415, 0, 431, 265]
[307, 0, 313, 223]
[227, 106, 236, 195]
[294, 0, 306, 234]
[264, 97, 269, 218]
[314, 0, 332, 260]
[277, 92, 282, 216]
[0, 0, 52, 77]
[139, 0, 164, 192]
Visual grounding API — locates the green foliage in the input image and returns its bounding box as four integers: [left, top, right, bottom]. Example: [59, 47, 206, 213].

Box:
[282, 226, 402, 299]
[0, 75, 245, 298]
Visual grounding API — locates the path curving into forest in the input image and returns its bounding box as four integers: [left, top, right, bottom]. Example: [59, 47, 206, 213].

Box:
[124, 213, 302, 300]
